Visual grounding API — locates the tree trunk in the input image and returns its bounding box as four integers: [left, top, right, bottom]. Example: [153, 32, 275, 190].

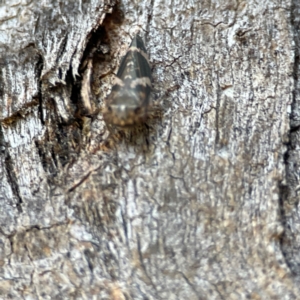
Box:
[0, 0, 299, 299]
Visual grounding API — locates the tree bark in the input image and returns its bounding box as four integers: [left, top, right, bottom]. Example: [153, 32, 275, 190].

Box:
[0, 0, 299, 299]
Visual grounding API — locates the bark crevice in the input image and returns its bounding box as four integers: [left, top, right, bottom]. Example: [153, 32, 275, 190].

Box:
[279, 0, 300, 278]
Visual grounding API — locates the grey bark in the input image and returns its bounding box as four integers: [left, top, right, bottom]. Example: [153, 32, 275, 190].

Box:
[0, 0, 300, 299]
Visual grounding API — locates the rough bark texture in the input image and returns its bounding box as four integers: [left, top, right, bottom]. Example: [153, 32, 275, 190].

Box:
[0, 0, 300, 299]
